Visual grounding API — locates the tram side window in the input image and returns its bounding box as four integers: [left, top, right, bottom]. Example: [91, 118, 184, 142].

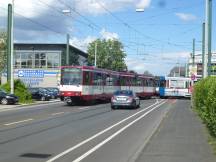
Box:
[148, 79, 152, 87]
[119, 76, 125, 86]
[106, 75, 113, 86]
[93, 73, 102, 85]
[137, 78, 142, 86]
[83, 71, 91, 85]
[112, 75, 119, 86]
[143, 79, 147, 86]
[160, 80, 166, 87]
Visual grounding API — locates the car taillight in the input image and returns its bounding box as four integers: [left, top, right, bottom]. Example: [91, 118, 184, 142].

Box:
[127, 97, 133, 102]
[111, 96, 116, 102]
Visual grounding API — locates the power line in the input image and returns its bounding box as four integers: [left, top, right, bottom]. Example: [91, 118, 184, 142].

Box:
[56, 0, 102, 31]
[94, 0, 194, 49]
[36, 0, 93, 30]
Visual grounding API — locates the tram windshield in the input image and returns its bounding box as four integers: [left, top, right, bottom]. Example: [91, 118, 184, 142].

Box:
[61, 68, 82, 85]
[170, 80, 185, 88]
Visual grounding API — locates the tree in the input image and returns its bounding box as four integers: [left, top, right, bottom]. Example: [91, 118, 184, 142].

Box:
[87, 39, 127, 71]
[168, 66, 185, 77]
[0, 29, 7, 73]
[143, 70, 153, 76]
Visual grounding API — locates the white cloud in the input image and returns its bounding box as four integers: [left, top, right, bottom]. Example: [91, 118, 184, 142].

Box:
[0, 0, 54, 18]
[175, 13, 197, 22]
[69, 36, 97, 52]
[74, 0, 152, 15]
[69, 28, 119, 51]
[100, 28, 119, 40]
[136, 0, 151, 10]
[125, 51, 190, 75]
[160, 51, 190, 60]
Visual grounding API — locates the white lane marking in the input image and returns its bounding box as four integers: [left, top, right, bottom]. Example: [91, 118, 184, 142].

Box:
[72, 100, 166, 162]
[0, 102, 62, 113]
[52, 112, 65, 116]
[4, 118, 34, 126]
[46, 100, 165, 162]
[79, 107, 90, 110]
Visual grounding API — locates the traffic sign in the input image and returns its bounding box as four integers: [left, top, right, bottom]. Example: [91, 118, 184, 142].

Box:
[191, 74, 196, 81]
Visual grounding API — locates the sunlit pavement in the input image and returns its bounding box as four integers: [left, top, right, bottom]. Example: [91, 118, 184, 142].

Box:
[0, 99, 215, 162]
[0, 99, 61, 110]
[136, 99, 215, 162]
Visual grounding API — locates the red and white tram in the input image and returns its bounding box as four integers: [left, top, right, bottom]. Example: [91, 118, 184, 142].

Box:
[59, 66, 156, 105]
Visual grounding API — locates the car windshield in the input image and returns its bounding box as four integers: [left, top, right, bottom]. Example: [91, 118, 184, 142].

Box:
[114, 90, 133, 96]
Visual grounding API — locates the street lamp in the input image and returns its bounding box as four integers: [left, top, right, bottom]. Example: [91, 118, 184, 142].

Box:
[7, 1, 14, 94]
[62, 9, 71, 66]
[136, 8, 145, 12]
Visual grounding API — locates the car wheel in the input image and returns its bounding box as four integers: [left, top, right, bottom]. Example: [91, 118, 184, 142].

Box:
[132, 101, 136, 109]
[41, 96, 46, 101]
[66, 101, 73, 106]
[111, 106, 116, 110]
[137, 102, 140, 108]
[1, 98, 8, 105]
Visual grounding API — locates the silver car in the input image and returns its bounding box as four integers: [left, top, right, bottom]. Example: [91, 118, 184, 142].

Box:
[111, 90, 140, 109]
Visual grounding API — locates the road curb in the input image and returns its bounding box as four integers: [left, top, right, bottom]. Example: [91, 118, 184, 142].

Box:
[0, 100, 61, 111]
[127, 104, 171, 162]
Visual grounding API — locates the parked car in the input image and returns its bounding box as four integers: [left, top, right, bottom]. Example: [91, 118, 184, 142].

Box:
[45, 87, 60, 99]
[0, 89, 19, 105]
[28, 88, 51, 101]
[111, 90, 140, 109]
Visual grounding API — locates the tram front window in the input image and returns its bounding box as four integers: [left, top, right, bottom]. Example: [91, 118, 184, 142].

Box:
[61, 68, 82, 85]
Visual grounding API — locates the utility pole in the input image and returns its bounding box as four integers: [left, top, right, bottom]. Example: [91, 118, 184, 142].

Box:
[207, 0, 212, 76]
[202, 23, 205, 78]
[192, 38, 195, 65]
[7, 3, 14, 94]
[94, 41, 97, 67]
[66, 33, 70, 66]
[204, 0, 212, 78]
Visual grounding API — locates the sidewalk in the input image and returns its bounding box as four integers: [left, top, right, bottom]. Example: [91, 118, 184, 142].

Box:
[0, 99, 61, 111]
[136, 99, 216, 162]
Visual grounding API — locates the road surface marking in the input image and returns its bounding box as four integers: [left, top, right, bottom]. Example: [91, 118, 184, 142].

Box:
[79, 107, 90, 110]
[4, 118, 34, 126]
[72, 100, 166, 162]
[52, 112, 65, 116]
[0, 102, 62, 113]
[46, 99, 165, 162]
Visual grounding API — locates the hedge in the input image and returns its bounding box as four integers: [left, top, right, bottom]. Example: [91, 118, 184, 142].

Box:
[193, 76, 216, 136]
[0, 79, 32, 104]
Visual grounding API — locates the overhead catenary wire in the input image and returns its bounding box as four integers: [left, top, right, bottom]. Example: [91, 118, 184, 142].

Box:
[94, 0, 197, 49]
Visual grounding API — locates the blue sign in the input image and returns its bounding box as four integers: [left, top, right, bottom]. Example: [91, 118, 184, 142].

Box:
[18, 70, 44, 78]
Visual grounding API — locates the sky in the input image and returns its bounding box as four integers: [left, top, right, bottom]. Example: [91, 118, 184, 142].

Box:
[0, 0, 215, 76]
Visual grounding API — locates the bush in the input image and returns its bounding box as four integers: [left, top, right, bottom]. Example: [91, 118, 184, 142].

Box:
[193, 76, 216, 136]
[0, 79, 32, 104]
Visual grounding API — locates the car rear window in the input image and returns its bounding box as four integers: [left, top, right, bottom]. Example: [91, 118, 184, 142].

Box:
[114, 90, 133, 96]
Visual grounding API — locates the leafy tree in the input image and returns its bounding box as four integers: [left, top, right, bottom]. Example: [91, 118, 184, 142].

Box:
[87, 39, 127, 71]
[0, 29, 7, 73]
[143, 70, 153, 76]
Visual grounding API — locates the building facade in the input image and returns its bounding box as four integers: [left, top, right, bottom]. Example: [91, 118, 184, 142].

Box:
[1, 43, 87, 87]
[186, 52, 216, 80]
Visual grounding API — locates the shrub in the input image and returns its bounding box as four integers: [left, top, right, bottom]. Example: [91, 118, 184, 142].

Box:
[193, 76, 216, 136]
[0, 79, 32, 104]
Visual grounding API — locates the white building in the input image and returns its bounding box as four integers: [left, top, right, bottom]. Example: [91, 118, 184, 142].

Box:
[187, 52, 216, 80]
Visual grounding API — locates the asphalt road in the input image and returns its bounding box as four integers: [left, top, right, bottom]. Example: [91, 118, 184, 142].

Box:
[0, 99, 213, 162]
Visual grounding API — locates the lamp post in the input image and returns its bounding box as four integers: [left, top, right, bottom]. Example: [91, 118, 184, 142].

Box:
[62, 9, 71, 66]
[7, 1, 14, 94]
[94, 41, 97, 67]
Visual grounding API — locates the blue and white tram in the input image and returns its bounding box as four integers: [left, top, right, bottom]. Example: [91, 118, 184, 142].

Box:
[159, 76, 192, 98]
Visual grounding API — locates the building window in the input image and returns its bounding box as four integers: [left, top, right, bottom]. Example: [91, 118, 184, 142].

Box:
[15, 51, 61, 69]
